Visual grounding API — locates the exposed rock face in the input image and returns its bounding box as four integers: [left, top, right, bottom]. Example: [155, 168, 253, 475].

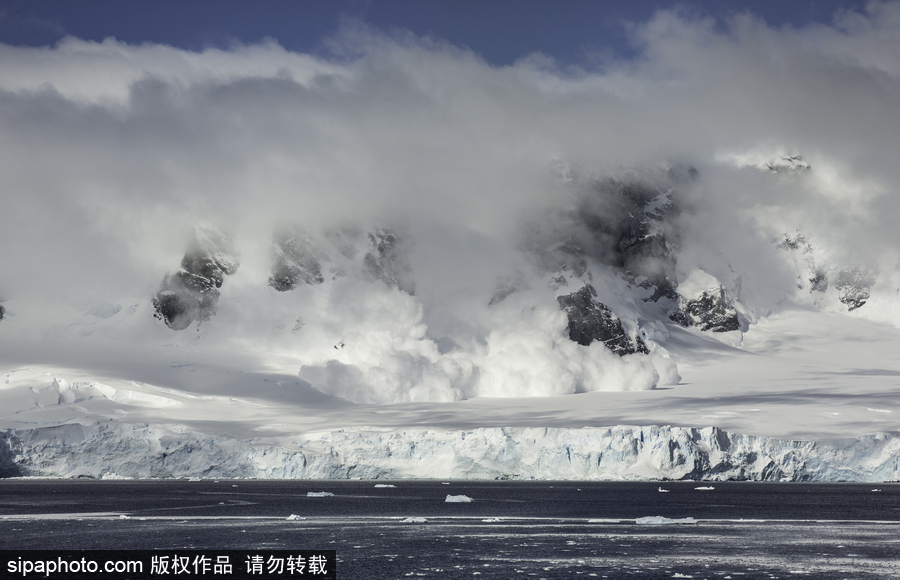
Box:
[152, 226, 240, 330]
[363, 228, 414, 294]
[557, 285, 648, 355]
[670, 286, 740, 332]
[809, 270, 828, 293]
[836, 268, 876, 311]
[521, 170, 685, 306]
[269, 226, 324, 291]
[762, 155, 811, 174]
[0, 304, 4, 321]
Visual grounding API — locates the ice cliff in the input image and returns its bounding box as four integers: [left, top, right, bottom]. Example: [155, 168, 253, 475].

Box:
[2, 423, 897, 482]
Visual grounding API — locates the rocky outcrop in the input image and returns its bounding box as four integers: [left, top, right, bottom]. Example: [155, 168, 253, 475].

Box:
[557, 285, 648, 355]
[670, 286, 740, 332]
[836, 267, 876, 311]
[762, 155, 811, 174]
[0, 304, 5, 322]
[809, 269, 828, 293]
[152, 225, 240, 330]
[269, 225, 324, 291]
[363, 228, 414, 294]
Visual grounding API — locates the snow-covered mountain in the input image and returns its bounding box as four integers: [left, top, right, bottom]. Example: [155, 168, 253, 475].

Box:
[3, 155, 900, 481]
[3, 4, 900, 482]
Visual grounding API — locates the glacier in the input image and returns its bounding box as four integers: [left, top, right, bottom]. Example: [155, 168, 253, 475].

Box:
[2, 422, 898, 482]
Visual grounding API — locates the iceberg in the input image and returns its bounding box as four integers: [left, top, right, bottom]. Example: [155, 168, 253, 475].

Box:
[445, 495, 474, 503]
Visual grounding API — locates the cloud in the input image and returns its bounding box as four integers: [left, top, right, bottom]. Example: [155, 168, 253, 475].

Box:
[0, 3, 898, 402]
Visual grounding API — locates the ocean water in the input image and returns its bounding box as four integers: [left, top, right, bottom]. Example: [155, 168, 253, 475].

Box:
[1, 480, 898, 579]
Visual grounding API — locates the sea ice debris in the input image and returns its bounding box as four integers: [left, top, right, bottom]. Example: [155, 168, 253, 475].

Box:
[635, 516, 697, 525]
[307, 492, 335, 497]
[445, 494, 473, 503]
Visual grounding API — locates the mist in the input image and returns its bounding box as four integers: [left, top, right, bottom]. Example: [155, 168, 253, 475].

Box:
[1, 3, 898, 403]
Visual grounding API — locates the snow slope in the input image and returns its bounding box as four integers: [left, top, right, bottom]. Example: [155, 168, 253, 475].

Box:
[2, 304, 899, 481]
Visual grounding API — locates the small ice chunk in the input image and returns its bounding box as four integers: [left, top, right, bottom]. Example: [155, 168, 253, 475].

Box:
[188, 477, 201, 482]
[286, 514, 305, 521]
[481, 518, 500, 523]
[635, 516, 697, 525]
[445, 494, 473, 503]
[401, 517, 427, 523]
[374, 484, 396, 488]
[441, 482, 450, 485]
[118, 515, 130, 520]
[871, 489, 882, 492]
[658, 487, 670, 492]
[694, 486, 715, 490]
[307, 492, 334, 497]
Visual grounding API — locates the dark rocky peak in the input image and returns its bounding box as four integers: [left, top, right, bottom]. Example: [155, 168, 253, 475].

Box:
[835, 267, 877, 311]
[188, 225, 240, 276]
[0, 303, 5, 321]
[522, 171, 683, 297]
[669, 272, 740, 332]
[578, 175, 681, 293]
[363, 228, 415, 294]
[556, 285, 649, 356]
[152, 225, 240, 331]
[269, 225, 326, 292]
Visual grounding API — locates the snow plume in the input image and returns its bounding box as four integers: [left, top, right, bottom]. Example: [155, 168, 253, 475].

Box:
[1, 4, 899, 402]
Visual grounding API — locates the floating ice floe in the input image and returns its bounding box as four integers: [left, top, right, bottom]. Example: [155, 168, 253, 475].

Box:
[481, 518, 501, 523]
[401, 517, 427, 523]
[658, 487, 670, 492]
[374, 484, 396, 488]
[694, 486, 715, 490]
[445, 494, 473, 503]
[307, 492, 334, 497]
[286, 514, 305, 520]
[636, 516, 697, 525]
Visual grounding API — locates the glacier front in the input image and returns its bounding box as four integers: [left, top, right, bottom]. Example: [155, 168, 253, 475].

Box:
[3, 423, 898, 482]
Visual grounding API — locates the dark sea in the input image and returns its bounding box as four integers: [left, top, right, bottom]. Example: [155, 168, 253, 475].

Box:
[1, 480, 898, 579]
